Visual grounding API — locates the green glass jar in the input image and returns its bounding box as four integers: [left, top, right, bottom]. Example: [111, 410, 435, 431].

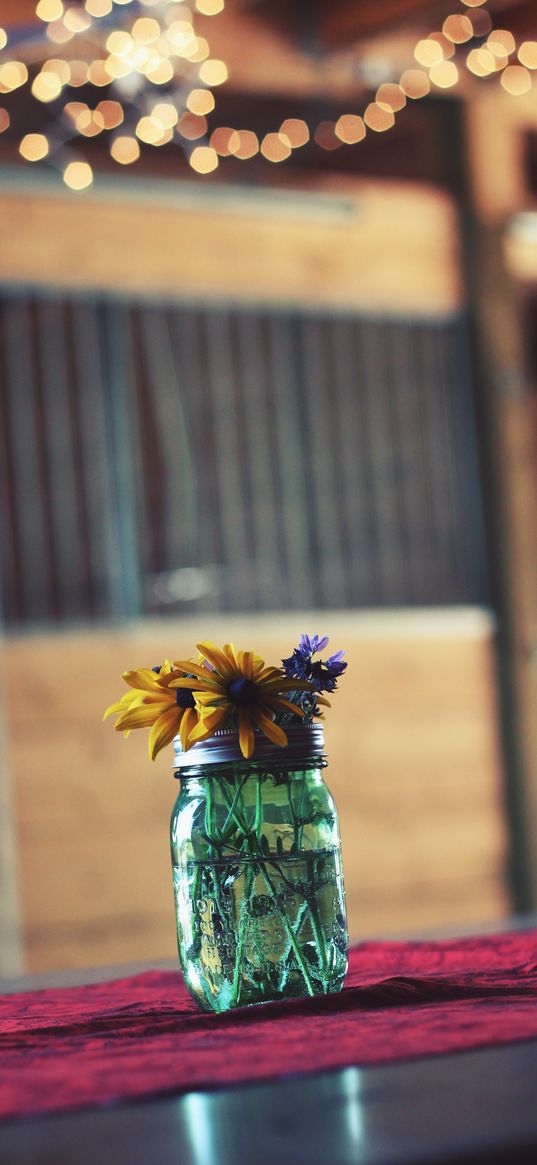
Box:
[170, 724, 348, 1013]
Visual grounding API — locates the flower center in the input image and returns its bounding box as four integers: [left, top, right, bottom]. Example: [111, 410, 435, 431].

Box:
[227, 677, 260, 707]
[175, 687, 196, 709]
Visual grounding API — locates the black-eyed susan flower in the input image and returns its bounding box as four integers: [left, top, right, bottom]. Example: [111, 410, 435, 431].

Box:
[170, 641, 314, 760]
[103, 659, 199, 760]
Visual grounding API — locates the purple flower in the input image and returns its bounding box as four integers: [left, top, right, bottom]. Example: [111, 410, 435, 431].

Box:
[282, 634, 347, 696]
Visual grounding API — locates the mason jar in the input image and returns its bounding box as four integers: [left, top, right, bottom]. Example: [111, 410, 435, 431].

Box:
[170, 723, 348, 1013]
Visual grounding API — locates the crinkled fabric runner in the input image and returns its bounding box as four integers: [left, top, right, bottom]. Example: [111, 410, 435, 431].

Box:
[1, 930, 536, 1121]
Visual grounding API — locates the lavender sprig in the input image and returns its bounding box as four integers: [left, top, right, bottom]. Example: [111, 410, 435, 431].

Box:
[281, 633, 347, 721]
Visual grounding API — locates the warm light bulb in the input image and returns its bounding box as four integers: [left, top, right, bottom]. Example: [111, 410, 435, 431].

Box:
[228, 129, 258, 159]
[0, 62, 29, 92]
[260, 132, 292, 161]
[334, 114, 365, 144]
[19, 133, 49, 161]
[146, 59, 174, 83]
[519, 42, 537, 70]
[442, 14, 473, 44]
[150, 101, 178, 128]
[195, 0, 224, 12]
[375, 82, 406, 112]
[184, 37, 210, 62]
[364, 103, 394, 132]
[210, 126, 237, 155]
[96, 99, 124, 128]
[32, 70, 63, 102]
[132, 17, 161, 44]
[198, 59, 228, 85]
[314, 122, 341, 151]
[501, 64, 532, 94]
[63, 161, 93, 190]
[186, 88, 215, 115]
[400, 69, 430, 98]
[36, 0, 64, 21]
[189, 145, 219, 172]
[0, 27, 7, 50]
[414, 39, 443, 67]
[429, 60, 459, 87]
[64, 6, 92, 32]
[110, 134, 140, 163]
[0, 107, 10, 132]
[176, 111, 207, 139]
[85, 0, 113, 15]
[488, 29, 516, 58]
[279, 118, 309, 147]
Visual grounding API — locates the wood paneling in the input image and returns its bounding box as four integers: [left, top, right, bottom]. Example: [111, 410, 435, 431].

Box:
[463, 93, 537, 909]
[3, 611, 509, 971]
[0, 655, 23, 975]
[0, 180, 461, 313]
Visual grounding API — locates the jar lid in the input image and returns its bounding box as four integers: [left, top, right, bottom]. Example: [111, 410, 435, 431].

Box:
[172, 722, 325, 771]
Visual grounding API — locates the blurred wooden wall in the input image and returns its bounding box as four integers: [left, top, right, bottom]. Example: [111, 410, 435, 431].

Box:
[3, 611, 509, 972]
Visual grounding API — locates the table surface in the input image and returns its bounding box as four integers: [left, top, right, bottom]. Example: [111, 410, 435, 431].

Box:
[2, 924, 537, 1165]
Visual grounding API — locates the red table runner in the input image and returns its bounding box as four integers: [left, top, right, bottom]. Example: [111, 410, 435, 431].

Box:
[1, 929, 536, 1121]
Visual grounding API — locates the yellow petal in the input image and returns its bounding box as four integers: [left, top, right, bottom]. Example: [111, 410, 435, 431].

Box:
[194, 705, 228, 730]
[222, 642, 240, 670]
[103, 691, 137, 721]
[122, 668, 162, 693]
[172, 659, 217, 682]
[265, 696, 305, 718]
[192, 690, 227, 706]
[148, 707, 180, 761]
[196, 641, 235, 676]
[181, 707, 199, 750]
[115, 701, 170, 731]
[169, 677, 218, 694]
[255, 711, 288, 748]
[188, 707, 228, 743]
[238, 650, 254, 678]
[238, 708, 255, 758]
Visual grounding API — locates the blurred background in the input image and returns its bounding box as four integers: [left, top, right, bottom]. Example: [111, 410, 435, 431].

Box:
[1, 0, 537, 976]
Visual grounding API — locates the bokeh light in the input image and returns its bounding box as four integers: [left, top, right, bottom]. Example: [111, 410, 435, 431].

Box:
[19, 133, 49, 160]
[501, 64, 532, 94]
[63, 160, 94, 189]
[189, 144, 218, 172]
[261, 132, 292, 161]
[518, 42, 537, 70]
[335, 114, 366, 144]
[429, 60, 459, 88]
[279, 118, 309, 147]
[400, 69, 430, 98]
[110, 134, 140, 162]
[364, 103, 394, 132]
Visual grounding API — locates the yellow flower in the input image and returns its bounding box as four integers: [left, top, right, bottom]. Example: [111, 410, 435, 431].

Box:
[170, 641, 314, 760]
[103, 659, 199, 761]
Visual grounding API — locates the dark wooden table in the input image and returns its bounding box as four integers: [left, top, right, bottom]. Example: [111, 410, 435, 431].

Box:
[1, 935, 537, 1165]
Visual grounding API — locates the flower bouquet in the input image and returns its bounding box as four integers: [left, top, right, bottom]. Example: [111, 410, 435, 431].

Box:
[105, 634, 348, 1012]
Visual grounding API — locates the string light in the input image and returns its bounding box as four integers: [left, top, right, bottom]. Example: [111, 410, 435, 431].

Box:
[189, 144, 218, 172]
[0, 0, 532, 185]
[279, 118, 309, 148]
[518, 42, 537, 69]
[110, 133, 139, 162]
[0, 0, 227, 181]
[63, 159, 93, 189]
[501, 64, 532, 95]
[335, 114, 365, 144]
[19, 132, 49, 159]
